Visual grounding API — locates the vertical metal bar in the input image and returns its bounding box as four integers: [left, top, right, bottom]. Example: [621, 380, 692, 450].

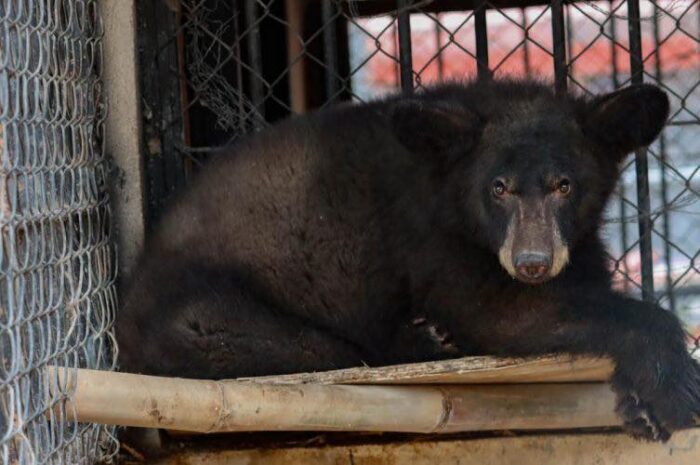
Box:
[609, 3, 620, 89]
[175, 2, 191, 171]
[392, 21, 400, 89]
[551, 0, 567, 94]
[396, 0, 414, 94]
[475, 3, 490, 80]
[322, 0, 339, 102]
[652, 1, 674, 311]
[245, 0, 265, 122]
[609, 1, 629, 292]
[434, 14, 444, 80]
[232, 0, 247, 134]
[521, 8, 531, 77]
[627, 0, 655, 301]
[565, 3, 574, 77]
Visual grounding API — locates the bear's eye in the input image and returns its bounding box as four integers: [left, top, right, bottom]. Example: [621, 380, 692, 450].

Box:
[492, 180, 507, 197]
[557, 178, 571, 195]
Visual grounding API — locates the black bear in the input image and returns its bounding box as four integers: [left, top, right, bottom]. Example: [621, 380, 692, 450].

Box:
[117, 79, 700, 441]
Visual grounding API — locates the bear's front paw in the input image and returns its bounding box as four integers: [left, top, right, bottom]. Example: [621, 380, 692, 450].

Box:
[616, 392, 670, 441]
[615, 357, 700, 442]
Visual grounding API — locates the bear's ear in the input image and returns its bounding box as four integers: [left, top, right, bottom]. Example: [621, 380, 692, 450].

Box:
[390, 99, 481, 160]
[582, 84, 669, 157]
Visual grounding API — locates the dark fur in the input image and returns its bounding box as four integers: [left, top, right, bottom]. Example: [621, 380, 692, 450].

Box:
[117, 79, 700, 441]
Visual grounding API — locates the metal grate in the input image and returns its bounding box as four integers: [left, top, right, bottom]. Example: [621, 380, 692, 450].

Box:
[138, 0, 700, 349]
[0, 1, 118, 464]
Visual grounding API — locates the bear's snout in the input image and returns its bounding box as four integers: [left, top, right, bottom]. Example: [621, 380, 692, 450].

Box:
[514, 251, 552, 283]
[497, 201, 570, 284]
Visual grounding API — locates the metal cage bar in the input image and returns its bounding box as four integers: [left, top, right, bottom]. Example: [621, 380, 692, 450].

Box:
[322, 0, 341, 101]
[397, 0, 415, 94]
[245, 0, 266, 120]
[627, 0, 655, 301]
[651, 0, 675, 312]
[608, 2, 631, 294]
[551, 0, 568, 93]
[475, 3, 490, 80]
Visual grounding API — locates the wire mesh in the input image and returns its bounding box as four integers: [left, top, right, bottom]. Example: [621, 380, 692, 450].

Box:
[0, 0, 118, 464]
[138, 0, 699, 348]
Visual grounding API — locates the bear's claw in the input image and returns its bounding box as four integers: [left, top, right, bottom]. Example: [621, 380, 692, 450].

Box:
[616, 393, 670, 442]
[615, 358, 700, 442]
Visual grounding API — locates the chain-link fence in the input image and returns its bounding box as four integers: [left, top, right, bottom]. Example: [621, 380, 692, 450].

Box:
[0, 0, 118, 464]
[137, 0, 700, 353]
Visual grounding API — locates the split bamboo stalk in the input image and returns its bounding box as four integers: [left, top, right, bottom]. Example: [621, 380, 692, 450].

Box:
[240, 355, 616, 385]
[47, 367, 621, 434]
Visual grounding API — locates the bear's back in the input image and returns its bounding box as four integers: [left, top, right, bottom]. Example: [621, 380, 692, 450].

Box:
[140, 102, 414, 328]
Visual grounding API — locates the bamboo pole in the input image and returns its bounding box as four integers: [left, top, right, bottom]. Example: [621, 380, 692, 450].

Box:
[239, 355, 615, 385]
[48, 367, 621, 434]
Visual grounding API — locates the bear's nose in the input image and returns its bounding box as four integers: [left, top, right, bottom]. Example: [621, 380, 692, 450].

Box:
[514, 252, 552, 282]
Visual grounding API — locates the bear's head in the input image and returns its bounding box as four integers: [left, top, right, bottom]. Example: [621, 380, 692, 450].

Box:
[390, 80, 669, 284]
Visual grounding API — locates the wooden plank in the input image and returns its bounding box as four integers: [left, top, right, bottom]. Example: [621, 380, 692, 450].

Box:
[49, 366, 620, 434]
[285, 0, 310, 113]
[149, 428, 700, 465]
[99, 0, 147, 279]
[135, 0, 186, 228]
[235, 355, 615, 385]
